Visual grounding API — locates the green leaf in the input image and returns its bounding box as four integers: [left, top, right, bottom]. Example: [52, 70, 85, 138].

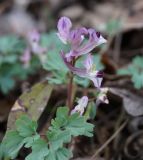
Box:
[50, 107, 69, 129]
[67, 113, 94, 137]
[3, 131, 25, 159]
[23, 134, 40, 148]
[84, 101, 96, 120]
[0, 142, 7, 159]
[47, 107, 94, 150]
[26, 139, 49, 160]
[45, 148, 72, 160]
[74, 76, 90, 88]
[47, 129, 71, 150]
[42, 32, 69, 85]
[45, 150, 56, 160]
[99, 19, 123, 35]
[56, 148, 72, 160]
[0, 35, 25, 53]
[0, 35, 41, 94]
[118, 56, 143, 89]
[16, 115, 38, 137]
[0, 76, 15, 94]
[2, 115, 40, 159]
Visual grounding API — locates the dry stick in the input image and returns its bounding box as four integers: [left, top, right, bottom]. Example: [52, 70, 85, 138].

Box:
[113, 107, 125, 149]
[90, 120, 128, 160]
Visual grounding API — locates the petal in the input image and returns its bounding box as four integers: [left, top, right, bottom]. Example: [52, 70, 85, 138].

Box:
[61, 51, 103, 88]
[90, 77, 103, 88]
[57, 17, 72, 44]
[84, 54, 93, 71]
[27, 29, 40, 43]
[65, 50, 75, 62]
[69, 27, 88, 49]
[71, 96, 88, 115]
[97, 87, 109, 104]
[20, 48, 31, 64]
[60, 51, 87, 76]
[78, 96, 88, 108]
[98, 95, 109, 104]
[74, 29, 106, 56]
[71, 107, 84, 116]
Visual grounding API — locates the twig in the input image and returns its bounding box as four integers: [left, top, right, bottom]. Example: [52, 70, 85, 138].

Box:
[90, 120, 128, 160]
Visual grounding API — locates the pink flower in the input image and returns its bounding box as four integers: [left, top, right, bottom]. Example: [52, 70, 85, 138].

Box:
[71, 96, 88, 115]
[20, 48, 31, 66]
[27, 29, 46, 55]
[61, 52, 103, 88]
[97, 88, 109, 104]
[57, 17, 106, 62]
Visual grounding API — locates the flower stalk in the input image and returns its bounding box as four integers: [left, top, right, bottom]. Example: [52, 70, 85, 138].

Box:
[67, 72, 74, 110]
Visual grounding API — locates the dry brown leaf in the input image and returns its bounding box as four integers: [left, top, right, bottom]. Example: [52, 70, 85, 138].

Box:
[110, 88, 143, 116]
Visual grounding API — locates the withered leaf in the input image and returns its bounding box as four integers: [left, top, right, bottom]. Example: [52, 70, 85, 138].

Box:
[110, 88, 143, 117]
[7, 81, 53, 130]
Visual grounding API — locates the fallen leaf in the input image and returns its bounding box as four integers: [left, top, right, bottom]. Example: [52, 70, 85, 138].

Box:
[7, 81, 53, 130]
[110, 88, 143, 116]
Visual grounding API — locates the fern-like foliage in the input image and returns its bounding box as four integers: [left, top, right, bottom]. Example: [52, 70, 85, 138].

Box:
[0, 35, 40, 94]
[118, 56, 143, 89]
[1, 107, 94, 160]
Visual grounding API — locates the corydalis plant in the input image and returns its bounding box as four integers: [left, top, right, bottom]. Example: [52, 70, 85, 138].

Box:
[1, 17, 109, 160]
[57, 16, 107, 111]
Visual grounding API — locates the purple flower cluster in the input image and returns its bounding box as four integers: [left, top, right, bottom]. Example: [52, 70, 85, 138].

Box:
[57, 17, 109, 115]
[57, 17, 106, 62]
[57, 16, 106, 89]
[20, 29, 46, 66]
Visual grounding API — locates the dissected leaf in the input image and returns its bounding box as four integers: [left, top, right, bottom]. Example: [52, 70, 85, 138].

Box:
[26, 139, 49, 160]
[67, 113, 93, 137]
[2, 115, 40, 159]
[45, 147, 72, 160]
[16, 115, 37, 137]
[3, 131, 25, 159]
[47, 129, 71, 150]
[47, 107, 94, 150]
[0, 35, 41, 94]
[118, 56, 143, 89]
[0, 35, 25, 53]
[0, 76, 15, 94]
[42, 32, 69, 84]
[24, 134, 40, 148]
